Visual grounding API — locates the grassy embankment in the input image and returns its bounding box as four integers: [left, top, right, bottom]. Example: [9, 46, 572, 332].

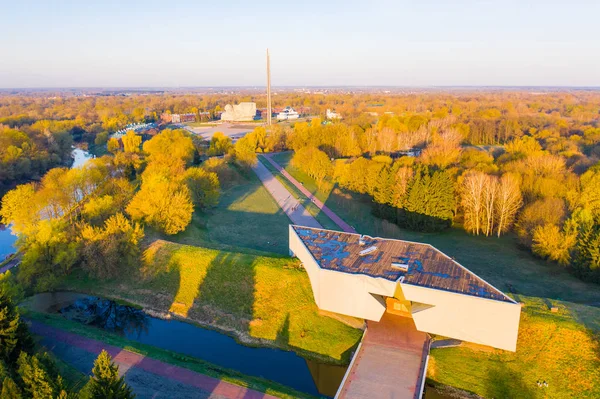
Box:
[429, 296, 600, 398]
[26, 311, 318, 399]
[257, 155, 339, 230]
[268, 151, 600, 398]
[150, 162, 291, 255]
[59, 240, 362, 365]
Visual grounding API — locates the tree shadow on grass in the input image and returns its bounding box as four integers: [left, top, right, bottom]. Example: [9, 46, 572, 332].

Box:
[486, 363, 536, 399]
[187, 252, 256, 332]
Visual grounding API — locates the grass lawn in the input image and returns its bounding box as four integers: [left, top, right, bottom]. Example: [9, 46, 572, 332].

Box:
[151, 163, 292, 255]
[26, 312, 317, 399]
[257, 155, 339, 230]
[269, 152, 600, 305]
[59, 240, 362, 365]
[428, 296, 600, 398]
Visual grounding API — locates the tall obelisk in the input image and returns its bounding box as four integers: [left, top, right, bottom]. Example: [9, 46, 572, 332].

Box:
[266, 49, 272, 126]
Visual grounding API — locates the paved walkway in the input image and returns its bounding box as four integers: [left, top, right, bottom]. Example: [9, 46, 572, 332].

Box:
[29, 321, 277, 399]
[337, 314, 429, 399]
[262, 154, 357, 234]
[252, 158, 322, 228]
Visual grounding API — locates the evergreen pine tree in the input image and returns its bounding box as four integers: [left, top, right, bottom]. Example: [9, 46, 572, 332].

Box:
[16, 352, 55, 399]
[89, 351, 135, 399]
[0, 290, 33, 365]
[572, 222, 600, 283]
[400, 166, 455, 232]
[1, 377, 22, 399]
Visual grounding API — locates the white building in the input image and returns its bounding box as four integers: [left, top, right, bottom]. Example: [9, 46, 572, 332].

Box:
[289, 225, 522, 351]
[326, 109, 342, 120]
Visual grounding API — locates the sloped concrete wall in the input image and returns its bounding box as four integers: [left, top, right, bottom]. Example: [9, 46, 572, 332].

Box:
[290, 226, 395, 321]
[401, 283, 521, 351]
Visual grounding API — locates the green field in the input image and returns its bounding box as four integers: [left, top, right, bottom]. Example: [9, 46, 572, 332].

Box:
[150, 163, 292, 255]
[59, 240, 362, 364]
[268, 152, 600, 305]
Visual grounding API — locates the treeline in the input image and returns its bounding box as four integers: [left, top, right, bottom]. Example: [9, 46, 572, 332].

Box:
[0, 288, 134, 398]
[0, 123, 74, 198]
[0, 129, 224, 291]
[277, 124, 600, 284]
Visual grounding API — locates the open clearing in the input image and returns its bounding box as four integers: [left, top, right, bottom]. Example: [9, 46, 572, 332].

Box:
[152, 164, 292, 255]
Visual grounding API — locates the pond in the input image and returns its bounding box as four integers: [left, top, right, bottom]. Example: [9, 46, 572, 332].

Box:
[26, 292, 347, 397]
[0, 148, 94, 262]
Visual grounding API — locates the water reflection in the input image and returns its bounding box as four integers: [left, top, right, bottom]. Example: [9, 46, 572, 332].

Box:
[60, 297, 150, 337]
[0, 224, 17, 261]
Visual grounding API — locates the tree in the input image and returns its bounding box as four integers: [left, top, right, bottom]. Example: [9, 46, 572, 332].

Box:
[143, 129, 195, 168]
[207, 132, 232, 156]
[532, 224, 576, 265]
[18, 220, 78, 291]
[17, 352, 66, 399]
[183, 168, 220, 209]
[0, 290, 33, 365]
[107, 138, 121, 154]
[515, 197, 566, 247]
[461, 171, 487, 235]
[126, 172, 193, 235]
[495, 174, 522, 237]
[572, 221, 600, 283]
[419, 129, 463, 169]
[121, 131, 141, 153]
[291, 147, 332, 189]
[402, 167, 455, 231]
[88, 350, 135, 399]
[1, 377, 22, 398]
[233, 136, 257, 167]
[0, 183, 40, 236]
[80, 213, 144, 278]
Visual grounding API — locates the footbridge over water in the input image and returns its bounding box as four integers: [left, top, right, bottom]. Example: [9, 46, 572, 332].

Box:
[336, 314, 430, 399]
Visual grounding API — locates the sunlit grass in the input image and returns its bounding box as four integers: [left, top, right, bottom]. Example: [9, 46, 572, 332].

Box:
[61, 240, 362, 364]
[429, 296, 600, 398]
[153, 162, 292, 254]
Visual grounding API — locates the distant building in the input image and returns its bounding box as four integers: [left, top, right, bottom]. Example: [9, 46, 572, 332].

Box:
[326, 109, 342, 120]
[160, 113, 196, 124]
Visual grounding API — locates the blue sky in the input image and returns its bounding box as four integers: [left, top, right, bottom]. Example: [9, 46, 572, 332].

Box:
[1, 0, 599, 87]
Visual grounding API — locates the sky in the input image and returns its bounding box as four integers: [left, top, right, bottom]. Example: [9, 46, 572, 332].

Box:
[1, 0, 599, 88]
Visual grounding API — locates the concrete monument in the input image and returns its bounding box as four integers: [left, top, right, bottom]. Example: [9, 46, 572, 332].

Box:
[220, 102, 257, 122]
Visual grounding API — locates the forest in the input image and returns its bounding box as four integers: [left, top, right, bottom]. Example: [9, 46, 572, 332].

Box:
[1, 90, 599, 285]
[0, 89, 599, 397]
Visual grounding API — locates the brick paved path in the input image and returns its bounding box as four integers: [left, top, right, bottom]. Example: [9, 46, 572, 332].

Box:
[262, 154, 357, 234]
[252, 158, 322, 229]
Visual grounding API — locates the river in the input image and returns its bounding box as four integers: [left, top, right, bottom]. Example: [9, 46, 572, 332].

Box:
[25, 292, 347, 397]
[0, 148, 93, 261]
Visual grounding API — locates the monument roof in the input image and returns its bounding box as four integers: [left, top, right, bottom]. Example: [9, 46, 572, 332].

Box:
[292, 225, 514, 303]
